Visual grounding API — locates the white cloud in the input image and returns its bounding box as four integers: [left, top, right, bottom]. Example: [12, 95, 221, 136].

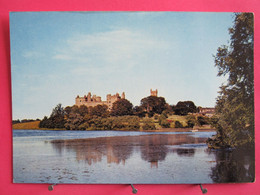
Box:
[53, 29, 168, 75]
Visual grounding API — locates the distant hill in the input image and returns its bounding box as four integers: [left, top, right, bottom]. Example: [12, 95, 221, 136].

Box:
[13, 121, 40, 129]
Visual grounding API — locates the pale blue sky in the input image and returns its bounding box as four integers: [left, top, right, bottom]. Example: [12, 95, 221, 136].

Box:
[10, 12, 233, 120]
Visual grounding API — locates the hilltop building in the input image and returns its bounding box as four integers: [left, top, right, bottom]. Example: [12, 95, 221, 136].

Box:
[75, 92, 125, 110]
[198, 107, 215, 117]
[150, 89, 158, 97]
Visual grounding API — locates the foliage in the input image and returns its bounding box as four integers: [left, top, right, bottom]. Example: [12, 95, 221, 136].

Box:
[39, 116, 53, 128]
[142, 118, 156, 130]
[78, 105, 88, 116]
[153, 114, 159, 120]
[40, 104, 66, 129]
[210, 149, 254, 182]
[12, 119, 21, 124]
[186, 115, 196, 128]
[140, 96, 167, 116]
[187, 120, 195, 128]
[161, 110, 168, 118]
[133, 106, 146, 117]
[197, 116, 210, 126]
[175, 120, 183, 128]
[113, 116, 140, 130]
[158, 114, 170, 128]
[208, 13, 254, 149]
[174, 101, 197, 115]
[12, 119, 40, 124]
[160, 119, 170, 128]
[64, 113, 84, 130]
[87, 116, 140, 130]
[89, 104, 109, 117]
[111, 99, 133, 116]
[64, 106, 72, 116]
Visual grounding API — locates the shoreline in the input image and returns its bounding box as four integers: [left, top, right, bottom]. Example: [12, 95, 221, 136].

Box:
[12, 127, 216, 132]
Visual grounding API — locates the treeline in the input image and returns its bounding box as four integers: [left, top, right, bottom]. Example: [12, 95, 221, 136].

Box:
[12, 118, 40, 124]
[39, 103, 140, 130]
[156, 111, 211, 129]
[38, 95, 208, 130]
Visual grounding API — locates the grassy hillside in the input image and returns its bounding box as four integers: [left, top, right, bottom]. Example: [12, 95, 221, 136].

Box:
[167, 115, 188, 125]
[13, 121, 40, 129]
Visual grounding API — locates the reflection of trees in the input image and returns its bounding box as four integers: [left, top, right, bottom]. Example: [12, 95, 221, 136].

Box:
[175, 148, 195, 157]
[110, 144, 133, 165]
[50, 134, 209, 168]
[50, 137, 135, 166]
[140, 135, 168, 167]
[209, 148, 255, 183]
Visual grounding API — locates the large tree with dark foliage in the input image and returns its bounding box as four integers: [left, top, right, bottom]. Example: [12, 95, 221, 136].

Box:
[111, 99, 133, 116]
[40, 103, 65, 129]
[140, 96, 167, 116]
[89, 104, 109, 117]
[207, 13, 254, 149]
[133, 105, 146, 117]
[173, 101, 197, 115]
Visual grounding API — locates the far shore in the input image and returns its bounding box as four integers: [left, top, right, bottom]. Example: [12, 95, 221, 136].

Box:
[12, 127, 216, 132]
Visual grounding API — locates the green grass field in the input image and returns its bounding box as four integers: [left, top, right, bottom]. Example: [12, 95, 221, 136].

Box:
[167, 115, 188, 126]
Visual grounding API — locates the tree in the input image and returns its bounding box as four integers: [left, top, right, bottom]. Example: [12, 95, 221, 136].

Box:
[78, 105, 88, 116]
[197, 116, 209, 126]
[175, 121, 183, 128]
[89, 104, 109, 117]
[39, 116, 52, 128]
[64, 113, 84, 130]
[111, 99, 133, 116]
[208, 13, 254, 149]
[50, 103, 65, 118]
[174, 101, 197, 115]
[158, 114, 170, 128]
[140, 96, 167, 116]
[133, 105, 146, 117]
[50, 104, 66, 128]
[186, 115, 196, 128]
[50, 103, 65, 128]
[40, 104, 65, 129]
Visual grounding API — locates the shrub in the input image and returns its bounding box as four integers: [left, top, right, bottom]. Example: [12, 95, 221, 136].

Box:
[142, 118, 156, 130]
[175, 120, 183, 128]
[197, 116, 209, 126]
[187, 119, 195, 128]
[160, 119, 170, 128]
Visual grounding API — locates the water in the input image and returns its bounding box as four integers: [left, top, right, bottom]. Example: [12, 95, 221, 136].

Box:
[13, 130, 254, 184]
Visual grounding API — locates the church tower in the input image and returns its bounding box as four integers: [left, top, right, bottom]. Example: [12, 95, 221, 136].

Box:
[121, 92, 125, 99]
[150, 89, 158, 97]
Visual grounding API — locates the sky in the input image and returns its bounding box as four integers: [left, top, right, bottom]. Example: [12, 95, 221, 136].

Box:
[10, 12, 234, 120]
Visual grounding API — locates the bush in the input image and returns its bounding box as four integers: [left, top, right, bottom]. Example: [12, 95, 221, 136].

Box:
[154, 114, 159, 120]
[187, 119, 195, 128]
[142, 123, 156, 130]
[142, 118, 156, 130]
[197, 116, 209, 126]
[161, 110, 168, 118]
[175, 120, 183, 128]
[88, 116, 140, 131]
[160, 119, 170, 128]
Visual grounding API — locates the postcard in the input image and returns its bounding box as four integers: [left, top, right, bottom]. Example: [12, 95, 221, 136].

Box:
[10, 12, 254, 184]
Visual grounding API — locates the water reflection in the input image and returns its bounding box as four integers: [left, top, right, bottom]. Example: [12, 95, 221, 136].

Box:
[208, 148, 255, 183]
[50, 134, 206, 167]
[14, 130, 255, 183]
[174, 148, 195, 157]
